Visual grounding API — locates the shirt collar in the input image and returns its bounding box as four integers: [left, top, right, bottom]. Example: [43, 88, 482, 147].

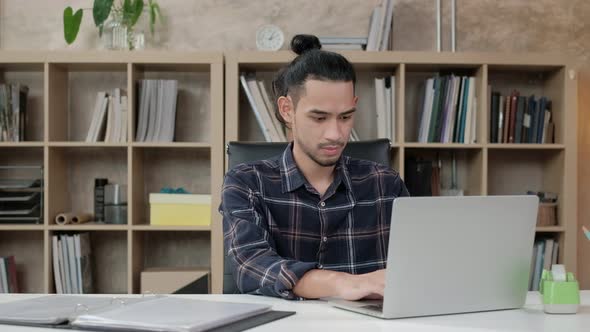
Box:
[280, 142, 353, 194]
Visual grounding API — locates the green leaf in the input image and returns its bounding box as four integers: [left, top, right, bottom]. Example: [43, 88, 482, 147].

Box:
[148, 1, 163, 35]
[63, 7, 83, 45]
[93, 0, 113, 27]
[123, 0, 144, 27]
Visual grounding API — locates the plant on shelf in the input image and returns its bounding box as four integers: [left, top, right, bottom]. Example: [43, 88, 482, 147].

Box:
[63, 0, 163, 50]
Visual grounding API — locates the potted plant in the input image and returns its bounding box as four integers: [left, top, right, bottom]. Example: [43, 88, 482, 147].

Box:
[63, 0, 163, 50]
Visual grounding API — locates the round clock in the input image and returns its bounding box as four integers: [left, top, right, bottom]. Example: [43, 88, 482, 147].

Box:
[256, 24, 285, 51]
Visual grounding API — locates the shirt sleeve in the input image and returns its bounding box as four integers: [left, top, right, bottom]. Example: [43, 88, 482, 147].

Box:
[219, 167, 317, 300]
[395, 173, 411, 197]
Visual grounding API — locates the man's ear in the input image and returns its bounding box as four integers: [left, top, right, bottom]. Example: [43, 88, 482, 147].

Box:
[278, 95, 294, 128]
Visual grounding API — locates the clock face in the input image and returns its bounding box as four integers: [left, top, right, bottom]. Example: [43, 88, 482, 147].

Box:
[256, 24, 284, 51]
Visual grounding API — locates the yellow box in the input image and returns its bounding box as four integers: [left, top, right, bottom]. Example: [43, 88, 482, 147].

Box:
[149, 194, 211, 226]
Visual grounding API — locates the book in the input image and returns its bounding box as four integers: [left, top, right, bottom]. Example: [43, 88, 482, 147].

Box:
[0, 295, 291, 332]
[52, 233, 93, 294]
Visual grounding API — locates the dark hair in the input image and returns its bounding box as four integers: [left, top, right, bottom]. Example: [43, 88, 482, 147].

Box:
[271, 34, 356, 128]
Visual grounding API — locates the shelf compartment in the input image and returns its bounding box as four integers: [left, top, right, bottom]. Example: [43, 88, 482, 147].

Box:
[49, 230, 128, 294]
[404, 64, 485, 144]
[131, 63, 211, 143]
[352, 66, 401, 142]
[487, 149, 563, 195]
[47, 63, 128, 142]
[47, 146, 128, 225]
[130, 230, 210, 293]
[0, 148, 44, 225]
[0, 63, 45, 142]
[0, 230, 44, 293]
[404, 147, 484, 196]
[131, 147, 211, 226]
[488, 149, 564, 226]
[487, 65, 566, 144]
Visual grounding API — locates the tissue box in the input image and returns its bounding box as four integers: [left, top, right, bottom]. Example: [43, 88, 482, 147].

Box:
[539, 268, 580, 314]
[140, 267, 209, 294]
[149, 194, 211, 226]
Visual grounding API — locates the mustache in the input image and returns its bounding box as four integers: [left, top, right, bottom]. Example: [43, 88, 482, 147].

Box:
[318, 141, 345, 148]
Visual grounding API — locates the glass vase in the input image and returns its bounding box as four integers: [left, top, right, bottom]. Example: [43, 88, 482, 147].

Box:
[102, 12, 128, 50]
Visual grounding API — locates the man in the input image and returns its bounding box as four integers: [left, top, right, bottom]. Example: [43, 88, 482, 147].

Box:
[220, 35, 409, 300]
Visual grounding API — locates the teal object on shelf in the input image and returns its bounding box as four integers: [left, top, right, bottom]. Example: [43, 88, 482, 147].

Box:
[159, 187, 190, 194]
[539, 266, 580, 314]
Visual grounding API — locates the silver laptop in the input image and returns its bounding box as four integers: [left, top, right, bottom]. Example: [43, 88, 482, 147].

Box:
[329, 195, 539, 319]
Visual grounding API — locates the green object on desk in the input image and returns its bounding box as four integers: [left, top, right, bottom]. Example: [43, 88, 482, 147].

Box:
[539, 268, 580, 314]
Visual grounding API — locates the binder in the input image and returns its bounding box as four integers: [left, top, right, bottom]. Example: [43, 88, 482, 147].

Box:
[0, 295, 293, 332]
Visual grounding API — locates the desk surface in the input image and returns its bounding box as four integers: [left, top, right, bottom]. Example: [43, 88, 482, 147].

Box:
[0, 291, 588, 332]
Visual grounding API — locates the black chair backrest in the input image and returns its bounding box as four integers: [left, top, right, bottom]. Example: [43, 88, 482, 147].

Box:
[223, 139, 391, 293]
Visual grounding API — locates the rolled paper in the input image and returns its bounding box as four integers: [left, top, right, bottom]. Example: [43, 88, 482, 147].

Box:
[71, 213, 92, 224]
[55, 212, 93, 225]
[55, 212, 74, 225]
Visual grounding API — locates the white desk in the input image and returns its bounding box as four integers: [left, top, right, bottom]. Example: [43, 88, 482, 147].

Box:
[0, 291, 589, 331]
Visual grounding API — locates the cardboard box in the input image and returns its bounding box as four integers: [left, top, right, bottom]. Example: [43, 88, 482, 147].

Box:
[149, 194, 211, 226]
[140, 267, 209, 294]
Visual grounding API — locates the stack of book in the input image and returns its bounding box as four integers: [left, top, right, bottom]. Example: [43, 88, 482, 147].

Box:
[417, 75, 477, 143]
[135, 80, 179, 142]
[0, 256, 18, 293]
[375, 76, 396, 141]
[529, 238, 559, 291]
[318, 0, 394, 52]
[0, 84, 29, 142]
[319, 37, 367, 51]
[489, 91, 553, 144]
[240, 73, 286, 142]
[366, 0, 394, 51]
[85, 89, 128, 143]
[52, 233, 93, 294]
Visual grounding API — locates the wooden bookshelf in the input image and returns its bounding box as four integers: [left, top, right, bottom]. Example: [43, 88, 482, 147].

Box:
[0, 50, 579, 294]
[578, 72, 590, 289]
[225, 51, 578, 277]
[0, 51, 224, 294]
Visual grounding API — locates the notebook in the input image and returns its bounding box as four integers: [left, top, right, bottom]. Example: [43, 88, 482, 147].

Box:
[0, 295, 291, 332]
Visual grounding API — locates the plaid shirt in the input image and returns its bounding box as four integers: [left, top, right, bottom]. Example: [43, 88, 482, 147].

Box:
[219, 143, 409, 299]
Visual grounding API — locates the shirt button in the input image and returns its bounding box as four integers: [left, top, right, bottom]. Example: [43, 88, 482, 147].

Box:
[322, 236, 327, 242]
[320, 201, 325, 207]
[318, 264, 324, 269]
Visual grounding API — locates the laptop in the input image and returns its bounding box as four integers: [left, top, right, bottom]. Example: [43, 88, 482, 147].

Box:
[329, 195, 539, 319]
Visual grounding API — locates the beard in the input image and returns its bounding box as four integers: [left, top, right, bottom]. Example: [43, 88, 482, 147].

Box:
[296, 136, 345, 167]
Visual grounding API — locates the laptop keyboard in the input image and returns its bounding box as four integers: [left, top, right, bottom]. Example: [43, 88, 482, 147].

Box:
[361, 303, 383, 312]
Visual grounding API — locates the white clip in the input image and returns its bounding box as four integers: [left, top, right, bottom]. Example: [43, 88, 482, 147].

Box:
[74, 303, 89, 313]
[568, 69, 576, 80]
[141, 290, 162, 298]
[110, 297, 127, 306]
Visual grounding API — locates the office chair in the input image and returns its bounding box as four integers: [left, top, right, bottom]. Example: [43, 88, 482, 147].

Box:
[223, 139, 392, 294]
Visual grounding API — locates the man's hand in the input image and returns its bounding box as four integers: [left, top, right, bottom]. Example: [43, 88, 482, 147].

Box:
[292, 268, 386, 300]
[337, 269, 386, 301]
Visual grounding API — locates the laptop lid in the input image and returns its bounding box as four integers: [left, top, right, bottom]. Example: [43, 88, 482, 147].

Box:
[381, 195, 538, 319]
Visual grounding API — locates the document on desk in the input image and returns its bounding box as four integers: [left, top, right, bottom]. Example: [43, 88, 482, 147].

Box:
[0, 295, 290, 332]
[0, 295, 132, 325]
[71, 296, 272, 332]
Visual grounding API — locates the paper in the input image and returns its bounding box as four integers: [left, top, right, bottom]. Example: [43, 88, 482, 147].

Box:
[551, 264, 566, 282]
